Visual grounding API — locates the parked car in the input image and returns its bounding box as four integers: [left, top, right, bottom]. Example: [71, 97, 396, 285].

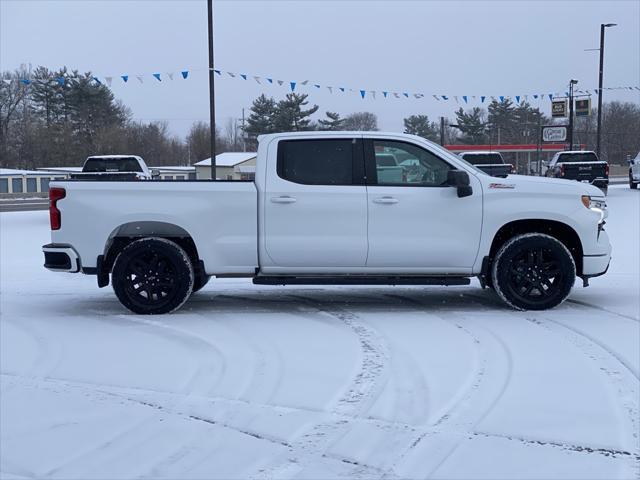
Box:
[545, 151, 609, 195]
[629, 152, 640, 189]
[42, 131, 610, 314]
[457, 151, 514, 178]
[70, 155, 153, 181]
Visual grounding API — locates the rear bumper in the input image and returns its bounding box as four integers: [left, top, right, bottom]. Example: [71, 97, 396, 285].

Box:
[42, 243, 81, 273]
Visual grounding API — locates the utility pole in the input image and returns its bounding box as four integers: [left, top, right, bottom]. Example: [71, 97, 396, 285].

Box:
[207, 0, 216, 180]
[568, 79, 578, 149]
[241, 108, 246, 152]
[440, 117, 445, 146]
[596, 23, 617, 157]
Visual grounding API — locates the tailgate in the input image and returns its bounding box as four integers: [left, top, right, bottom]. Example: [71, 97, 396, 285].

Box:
[561, 162, 608, 181]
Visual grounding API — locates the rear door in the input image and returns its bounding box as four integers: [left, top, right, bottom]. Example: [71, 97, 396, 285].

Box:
[263, 136, 368, 268]
[365, 138, 482, 272]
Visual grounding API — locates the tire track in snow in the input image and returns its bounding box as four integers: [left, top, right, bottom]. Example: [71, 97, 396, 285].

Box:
[528, 316, 640, 472]
[381, 293, 513, 478]
[566, 298, 640, 323]
[41, 313, 229, 478]
[248, 293, 393, 479]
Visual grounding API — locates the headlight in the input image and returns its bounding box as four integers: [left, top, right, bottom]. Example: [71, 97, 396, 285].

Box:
[581, 195, 608, 223]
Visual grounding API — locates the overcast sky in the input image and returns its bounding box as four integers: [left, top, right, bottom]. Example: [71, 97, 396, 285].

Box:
[2, 0, 639, 138]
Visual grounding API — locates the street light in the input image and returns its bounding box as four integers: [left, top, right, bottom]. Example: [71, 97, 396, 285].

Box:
[568, 79, 578, 149]
[596, 23, 617, 157]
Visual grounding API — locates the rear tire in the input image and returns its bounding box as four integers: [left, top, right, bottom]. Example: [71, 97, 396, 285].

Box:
[631, 173, 638, 189]
[492, 233, 575, 311]
[112, 237, 194, 314]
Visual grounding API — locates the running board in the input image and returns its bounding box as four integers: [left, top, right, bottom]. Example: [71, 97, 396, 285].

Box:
[252, 276, 471, 286]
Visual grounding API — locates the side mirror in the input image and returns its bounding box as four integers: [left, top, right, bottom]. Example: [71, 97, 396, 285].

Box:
[447, 169, 473, 198]
[151, 169, 160, 178]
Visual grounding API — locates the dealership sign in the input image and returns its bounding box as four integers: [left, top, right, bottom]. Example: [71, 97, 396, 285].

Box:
[542, 126, 567, 142]
[575, 98, 591, 116]
[552, 99, 568, 118]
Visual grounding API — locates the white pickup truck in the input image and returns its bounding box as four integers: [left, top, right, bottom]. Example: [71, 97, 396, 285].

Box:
[43, 132, 611, 314]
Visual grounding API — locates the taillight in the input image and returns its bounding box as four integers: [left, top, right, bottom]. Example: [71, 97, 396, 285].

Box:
[605, 164, 609, 176]
[560, 164, 565, 177]
[509, 164, 516, 174]
[49, 187, 65, 230]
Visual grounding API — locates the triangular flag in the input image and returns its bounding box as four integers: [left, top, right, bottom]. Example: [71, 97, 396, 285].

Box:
[167, 72, 175, 80]
[533, 94, 538, 99]
[462, 95, 468, 103]
[267, 78, 273, 84]
[524, 95, 528, 101]
[515, 95, 520, 103]
[339, 87, 345, 92]
[290, 81, 296, 91]
[453, 95, 459, 103]
[56, 77, 65, 85]
[432, 95, 440, 100]
[635, 87, 640, 91]
[371, 91, 376, 99]
[136, 75, 144, 84]
[548, 94, 553, 100]
[327, 86, 333, 94]
[403, 92, 409, 98]
[121, 75, 129, 82]
[314, 84, 320, 89]
[393, 92, 400, 98]
[413, 93, 422, 99]
[181, 71, 188, 79]
[441, 95, 448, 100]
[20, 79, 31, 85]
[240, 74, 247, 80]
[499, 96, 505, 102]
[301, 80, 309, 85]
[227, 72, 236, 78]
[92, 77, 102, 84]
[105, 76, 113, 86]
[214, 69, 221, 75]
[383, 92, 389, 98]
[153, 73, 161, 82]
[472, 96, 476, 99]
[253, 76, 261, 84]
[360, 90, 366, 98]
[277, 80, 283, 86]
[480, 96, 486, 103]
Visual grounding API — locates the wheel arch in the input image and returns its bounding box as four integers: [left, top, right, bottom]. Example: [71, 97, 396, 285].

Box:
[102, 221, 203, 277]
[488, 219, 584, 276]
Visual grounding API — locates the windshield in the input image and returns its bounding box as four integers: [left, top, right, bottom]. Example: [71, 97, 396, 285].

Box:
[83, 157, 143, 173]
[461, 153, 504, 165]
[557, 152, 599, 163]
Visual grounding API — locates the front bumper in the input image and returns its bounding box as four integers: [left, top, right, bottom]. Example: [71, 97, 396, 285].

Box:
[42, 244, 81, 272]
[582, 229, 611, 277]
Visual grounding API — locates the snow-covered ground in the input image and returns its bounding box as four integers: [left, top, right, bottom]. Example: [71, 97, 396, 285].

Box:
[1, 185, 639, 480]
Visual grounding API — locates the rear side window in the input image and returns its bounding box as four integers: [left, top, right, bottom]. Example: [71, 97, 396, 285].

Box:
[277, 139, 360, 185]
[83, 157, 143, 173]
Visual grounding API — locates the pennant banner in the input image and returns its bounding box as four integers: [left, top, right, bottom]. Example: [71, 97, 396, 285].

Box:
[3, 66, 637, 105]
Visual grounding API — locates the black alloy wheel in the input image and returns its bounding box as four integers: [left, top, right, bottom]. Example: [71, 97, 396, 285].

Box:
[492, 233, 575, 310]
[112, 238, 194, 314]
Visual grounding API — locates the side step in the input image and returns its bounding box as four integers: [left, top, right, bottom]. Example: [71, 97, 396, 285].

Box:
[252, 275, 471, 286]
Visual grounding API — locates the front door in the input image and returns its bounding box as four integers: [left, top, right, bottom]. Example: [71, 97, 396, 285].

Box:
[264, 136, 368, 269]
[364, 138, 482, 273]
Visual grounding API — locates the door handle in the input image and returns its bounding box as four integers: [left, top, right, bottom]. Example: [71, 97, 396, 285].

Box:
[271, 196, 297, 204]
[373, 196, 399, 204]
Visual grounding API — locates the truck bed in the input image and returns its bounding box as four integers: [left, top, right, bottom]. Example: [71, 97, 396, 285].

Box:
[50, 180, 258, 274]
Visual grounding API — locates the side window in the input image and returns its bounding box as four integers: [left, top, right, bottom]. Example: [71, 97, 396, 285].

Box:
[370, 140, 452, 186]
[277, 139, 359, 185]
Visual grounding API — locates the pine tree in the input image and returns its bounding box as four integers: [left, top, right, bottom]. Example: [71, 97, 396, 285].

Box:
[403, 114, 439, 141]
[245, 94, 277, 146]
[274, 93, 319, 131]
[454, 107, 488, 144]
[318, 111, 344, 130]
[487, 98, 517, 144]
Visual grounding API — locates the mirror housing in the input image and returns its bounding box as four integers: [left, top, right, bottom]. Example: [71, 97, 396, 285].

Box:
[151, 169, 161, 178]
[447, 170, 473, 198]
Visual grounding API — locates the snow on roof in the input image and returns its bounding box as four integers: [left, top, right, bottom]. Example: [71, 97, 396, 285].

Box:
[37, 167, 82, 173]
[458, 151, 501, 155]
[556, 150, 594, 154]
[195, 152, 257, 167]
[148, 166, 196, 172]
[236, 165, 256, 173]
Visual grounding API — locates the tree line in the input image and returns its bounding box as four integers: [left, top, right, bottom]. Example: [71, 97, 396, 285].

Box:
[2, 66, 638, 169]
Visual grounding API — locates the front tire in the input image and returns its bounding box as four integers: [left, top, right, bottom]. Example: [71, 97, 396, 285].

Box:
[112, 237, 194, 314]
[491, 233, 575, 311]
[631, 172, 638, 189]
